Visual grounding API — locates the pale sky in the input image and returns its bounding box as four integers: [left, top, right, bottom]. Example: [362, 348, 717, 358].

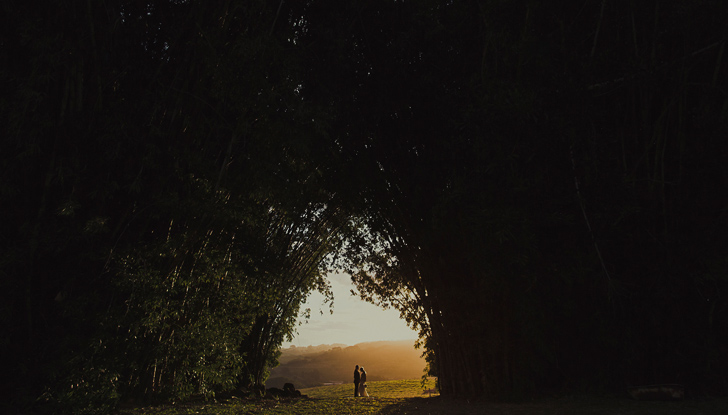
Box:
[283, 273, 418, 347]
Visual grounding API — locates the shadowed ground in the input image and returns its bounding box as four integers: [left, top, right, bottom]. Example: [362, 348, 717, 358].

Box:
[377, 395, 728, 415]
[118, 379, 728, 414]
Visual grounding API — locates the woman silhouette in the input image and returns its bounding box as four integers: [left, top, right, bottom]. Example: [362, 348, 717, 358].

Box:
[359, 367, 369, 397]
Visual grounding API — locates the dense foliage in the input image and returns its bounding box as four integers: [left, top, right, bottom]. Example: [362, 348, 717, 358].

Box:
[297, 0, 728, 400]
[2, 0, 727, 413]
[2, 1, 348, 413]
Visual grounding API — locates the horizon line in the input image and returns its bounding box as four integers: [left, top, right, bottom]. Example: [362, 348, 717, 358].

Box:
[284, 338, 418, 348]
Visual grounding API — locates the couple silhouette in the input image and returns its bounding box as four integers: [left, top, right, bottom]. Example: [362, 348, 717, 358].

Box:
[353, 365, 369, 397]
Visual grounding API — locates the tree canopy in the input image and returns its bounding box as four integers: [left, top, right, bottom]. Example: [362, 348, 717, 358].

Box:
[2, 0, 727, 412]
[296, 0, 728, 399]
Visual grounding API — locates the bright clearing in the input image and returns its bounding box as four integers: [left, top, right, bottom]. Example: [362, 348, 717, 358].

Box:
[283, 273, 418, 347]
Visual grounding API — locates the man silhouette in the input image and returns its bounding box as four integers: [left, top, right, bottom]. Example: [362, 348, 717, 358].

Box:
[354, 364, 361, 397]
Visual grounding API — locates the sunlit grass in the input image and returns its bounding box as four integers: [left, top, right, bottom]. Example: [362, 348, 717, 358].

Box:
[301, 378, 438, 399]
[117, 379, 728, 415]
[118, 378, 438, 415]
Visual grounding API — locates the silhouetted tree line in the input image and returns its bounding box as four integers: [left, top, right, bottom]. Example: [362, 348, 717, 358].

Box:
[1, 0, 727, 412]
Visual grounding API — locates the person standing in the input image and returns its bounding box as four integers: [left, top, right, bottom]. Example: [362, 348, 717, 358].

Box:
[354, 365, 361, 397]
[359, 367, 369, 397]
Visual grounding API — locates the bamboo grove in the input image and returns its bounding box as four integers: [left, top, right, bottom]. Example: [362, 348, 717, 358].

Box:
[2, 0, 728, 413]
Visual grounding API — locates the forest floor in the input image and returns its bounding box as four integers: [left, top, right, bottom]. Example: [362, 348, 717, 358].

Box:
[118, 378, 728, 414]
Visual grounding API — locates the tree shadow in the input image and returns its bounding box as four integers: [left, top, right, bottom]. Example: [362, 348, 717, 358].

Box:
[380, 395, 728, 415]
[379, 396, 481, 415]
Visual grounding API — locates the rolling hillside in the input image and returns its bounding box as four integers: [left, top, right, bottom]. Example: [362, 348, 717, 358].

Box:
[266, 340, 425, 389]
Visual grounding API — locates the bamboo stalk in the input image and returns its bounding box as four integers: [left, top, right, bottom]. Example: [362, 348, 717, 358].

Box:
[591, 0, 607, 59]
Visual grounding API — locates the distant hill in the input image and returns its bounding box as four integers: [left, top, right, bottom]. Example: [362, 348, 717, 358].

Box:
[266, 340, 425, 389]
[276, 343, 349, 363]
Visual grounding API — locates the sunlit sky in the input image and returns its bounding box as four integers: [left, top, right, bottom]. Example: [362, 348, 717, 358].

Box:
[282, 273, 418, 347]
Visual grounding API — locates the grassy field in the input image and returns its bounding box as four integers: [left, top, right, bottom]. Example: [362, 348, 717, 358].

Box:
[300, 378, 438, 399]
[118, 378, 438, 415]
[118, 379, 728, 415]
